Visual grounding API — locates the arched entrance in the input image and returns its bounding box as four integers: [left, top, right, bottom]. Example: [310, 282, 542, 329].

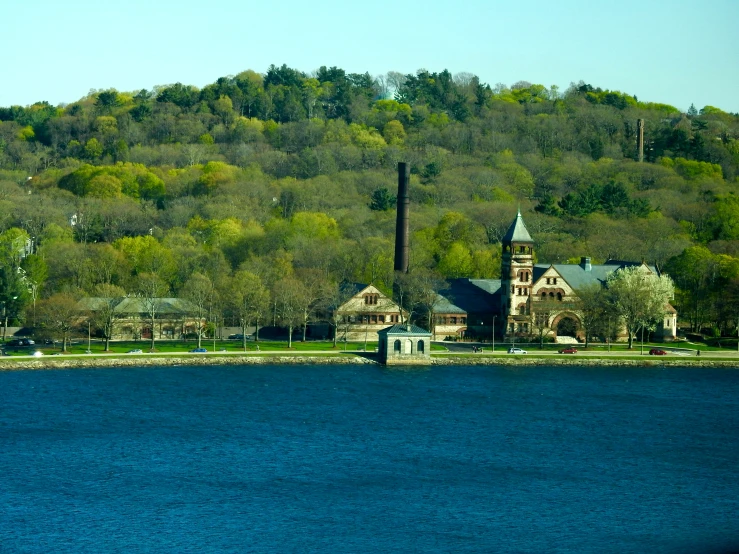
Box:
[556, 316, 578, 337]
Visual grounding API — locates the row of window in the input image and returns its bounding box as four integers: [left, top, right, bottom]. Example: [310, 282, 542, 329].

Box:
[434, 316, 467, 325]
[343, 314, 401, 324]
[517, 270, 531, 282]
[364, 294, 380, 305]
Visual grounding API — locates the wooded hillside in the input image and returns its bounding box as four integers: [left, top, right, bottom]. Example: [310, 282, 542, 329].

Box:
[1, 65, 738, 335]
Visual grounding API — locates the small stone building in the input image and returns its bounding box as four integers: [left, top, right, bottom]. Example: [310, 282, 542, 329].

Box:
[377, 324, 432, 366]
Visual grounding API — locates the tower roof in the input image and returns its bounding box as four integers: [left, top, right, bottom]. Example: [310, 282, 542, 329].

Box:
[502, 211, 534, 244]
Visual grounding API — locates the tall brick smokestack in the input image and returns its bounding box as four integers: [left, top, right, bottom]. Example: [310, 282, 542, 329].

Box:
[637, 119, 645, 162]
[394, 162, 410, 273]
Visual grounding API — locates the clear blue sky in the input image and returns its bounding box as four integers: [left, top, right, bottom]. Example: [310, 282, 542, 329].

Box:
[3, 0, 738, 113]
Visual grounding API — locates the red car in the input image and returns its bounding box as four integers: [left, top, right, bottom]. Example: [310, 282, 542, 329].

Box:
[558, 347, 578, 354]
[649, 348, 667, 355]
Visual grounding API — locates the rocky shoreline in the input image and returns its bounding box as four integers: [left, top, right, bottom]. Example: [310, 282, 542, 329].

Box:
[0, 354, 737, 371]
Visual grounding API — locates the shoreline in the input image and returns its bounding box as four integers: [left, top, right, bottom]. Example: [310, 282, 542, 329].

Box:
[0, 354, 738, 371]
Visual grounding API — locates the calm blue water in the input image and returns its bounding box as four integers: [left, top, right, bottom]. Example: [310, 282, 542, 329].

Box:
[0, 364, 737, 553]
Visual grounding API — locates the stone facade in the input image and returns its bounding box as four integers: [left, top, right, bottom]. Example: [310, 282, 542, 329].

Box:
[377, 324, 432, 365]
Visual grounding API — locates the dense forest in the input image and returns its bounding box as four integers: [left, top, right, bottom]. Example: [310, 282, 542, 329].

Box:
[1, 64, 738, 337]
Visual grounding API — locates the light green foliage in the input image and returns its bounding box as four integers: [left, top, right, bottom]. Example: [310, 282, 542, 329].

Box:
[348, 123, 386, 149]
[382, 120, 405, 145]
[85, 138, 103, 159]
[58, 163, 165, 200]
[437, 242, 474, 278]
[290, 212, 340, 240]
[660, 157, 723, 181]
[195, 161, 239, 194]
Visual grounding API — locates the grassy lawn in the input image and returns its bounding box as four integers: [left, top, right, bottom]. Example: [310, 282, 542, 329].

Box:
[2, 339, 388, 356]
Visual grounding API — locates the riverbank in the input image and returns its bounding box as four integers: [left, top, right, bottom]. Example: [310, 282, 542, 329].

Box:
[1, 352, 738, 370]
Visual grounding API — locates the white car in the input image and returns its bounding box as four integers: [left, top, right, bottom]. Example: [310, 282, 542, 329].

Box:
[507, 347, 527, 354]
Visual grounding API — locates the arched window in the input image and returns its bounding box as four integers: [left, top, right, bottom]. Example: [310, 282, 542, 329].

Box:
[557, 292, 562, 301]
[393, 339, 401, 353]
[541, 292, 546, 299]
[549, 292, 554, 298]
[417, 340, 425, 354]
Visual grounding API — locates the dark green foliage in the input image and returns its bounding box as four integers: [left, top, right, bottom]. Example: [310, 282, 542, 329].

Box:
[559, 182, 650, 218]
[369, 188, 396, 211]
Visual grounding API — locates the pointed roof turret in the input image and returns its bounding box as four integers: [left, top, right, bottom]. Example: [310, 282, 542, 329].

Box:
[502, 210, 534, 244]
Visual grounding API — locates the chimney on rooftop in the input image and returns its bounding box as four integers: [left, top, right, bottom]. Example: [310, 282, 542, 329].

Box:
[394, 162, 410, 273]
[580, 257, 592, 272]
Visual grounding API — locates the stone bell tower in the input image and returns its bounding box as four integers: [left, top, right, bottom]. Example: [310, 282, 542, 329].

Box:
[501, 211, 534, 338]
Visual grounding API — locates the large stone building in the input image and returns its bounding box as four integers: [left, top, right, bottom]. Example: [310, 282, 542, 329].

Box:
[331, 212, 677, 344]
[436, 212, 677, 343]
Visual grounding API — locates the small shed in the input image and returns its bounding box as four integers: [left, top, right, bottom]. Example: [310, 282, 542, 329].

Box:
[377, 324, 432, 366]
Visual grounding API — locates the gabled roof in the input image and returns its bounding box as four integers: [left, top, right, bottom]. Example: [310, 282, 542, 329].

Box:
[79, 297, 198, 315]
[533, 261, 658, 291]
[502, 211, 534, 244]
[441, 279, 501, 315]
[378, 324, 431, 336]
[432, 294, 467, 314]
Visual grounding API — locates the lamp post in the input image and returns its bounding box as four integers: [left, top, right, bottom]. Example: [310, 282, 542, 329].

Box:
[86, 320, 92, 354]
[492, 315, 497, 353]
[364, 315, 369, 352]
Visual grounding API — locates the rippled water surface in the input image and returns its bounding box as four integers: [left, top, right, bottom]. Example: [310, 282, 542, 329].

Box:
[1, 364, 738, 553]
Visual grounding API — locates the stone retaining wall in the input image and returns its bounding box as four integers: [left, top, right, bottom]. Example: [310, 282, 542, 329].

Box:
[0, 354, 736, 371]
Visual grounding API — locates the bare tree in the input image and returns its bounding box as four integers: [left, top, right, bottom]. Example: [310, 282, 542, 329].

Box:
[181, 272, 212, 348]
[136, 273, 168, 352]
[324, 281, 359, 348]
[295, 268, 328, 342]
[230, 271, 270, 351]
[89, 283, 126, 351]
[274, 277, 307, 349]
[37, 293, 80, 352]
[575, 282, 610, 347]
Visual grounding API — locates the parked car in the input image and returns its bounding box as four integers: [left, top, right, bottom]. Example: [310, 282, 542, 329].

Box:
[558, 347, 578, 354]
[127, 349, 143, 354]
[649, 348, 667, 355]
[5, 338, 36, 351]
[228, 334, 244, 340]
[190, 348, 208, 353]
[507, 347, 527, 354]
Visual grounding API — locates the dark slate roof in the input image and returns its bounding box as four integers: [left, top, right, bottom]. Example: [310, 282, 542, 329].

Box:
[442, 279, 501, 315]
[378, 324, 431, 336]
[502, 211, 534, 244]
[432, 294, 467, 314]
[533, 261, 658, 290]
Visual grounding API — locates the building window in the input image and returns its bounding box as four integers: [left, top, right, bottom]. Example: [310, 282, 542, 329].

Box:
[549, 292, 554, 298]
[557, 292, 562, 301]
[461, 317, 466, 324]
[553, 278, 557, 285]
[394, 339, 401, 353]
[417, 340, 425, 354]
[541, 292, 546, 299]
[546, 278, 550, 285]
